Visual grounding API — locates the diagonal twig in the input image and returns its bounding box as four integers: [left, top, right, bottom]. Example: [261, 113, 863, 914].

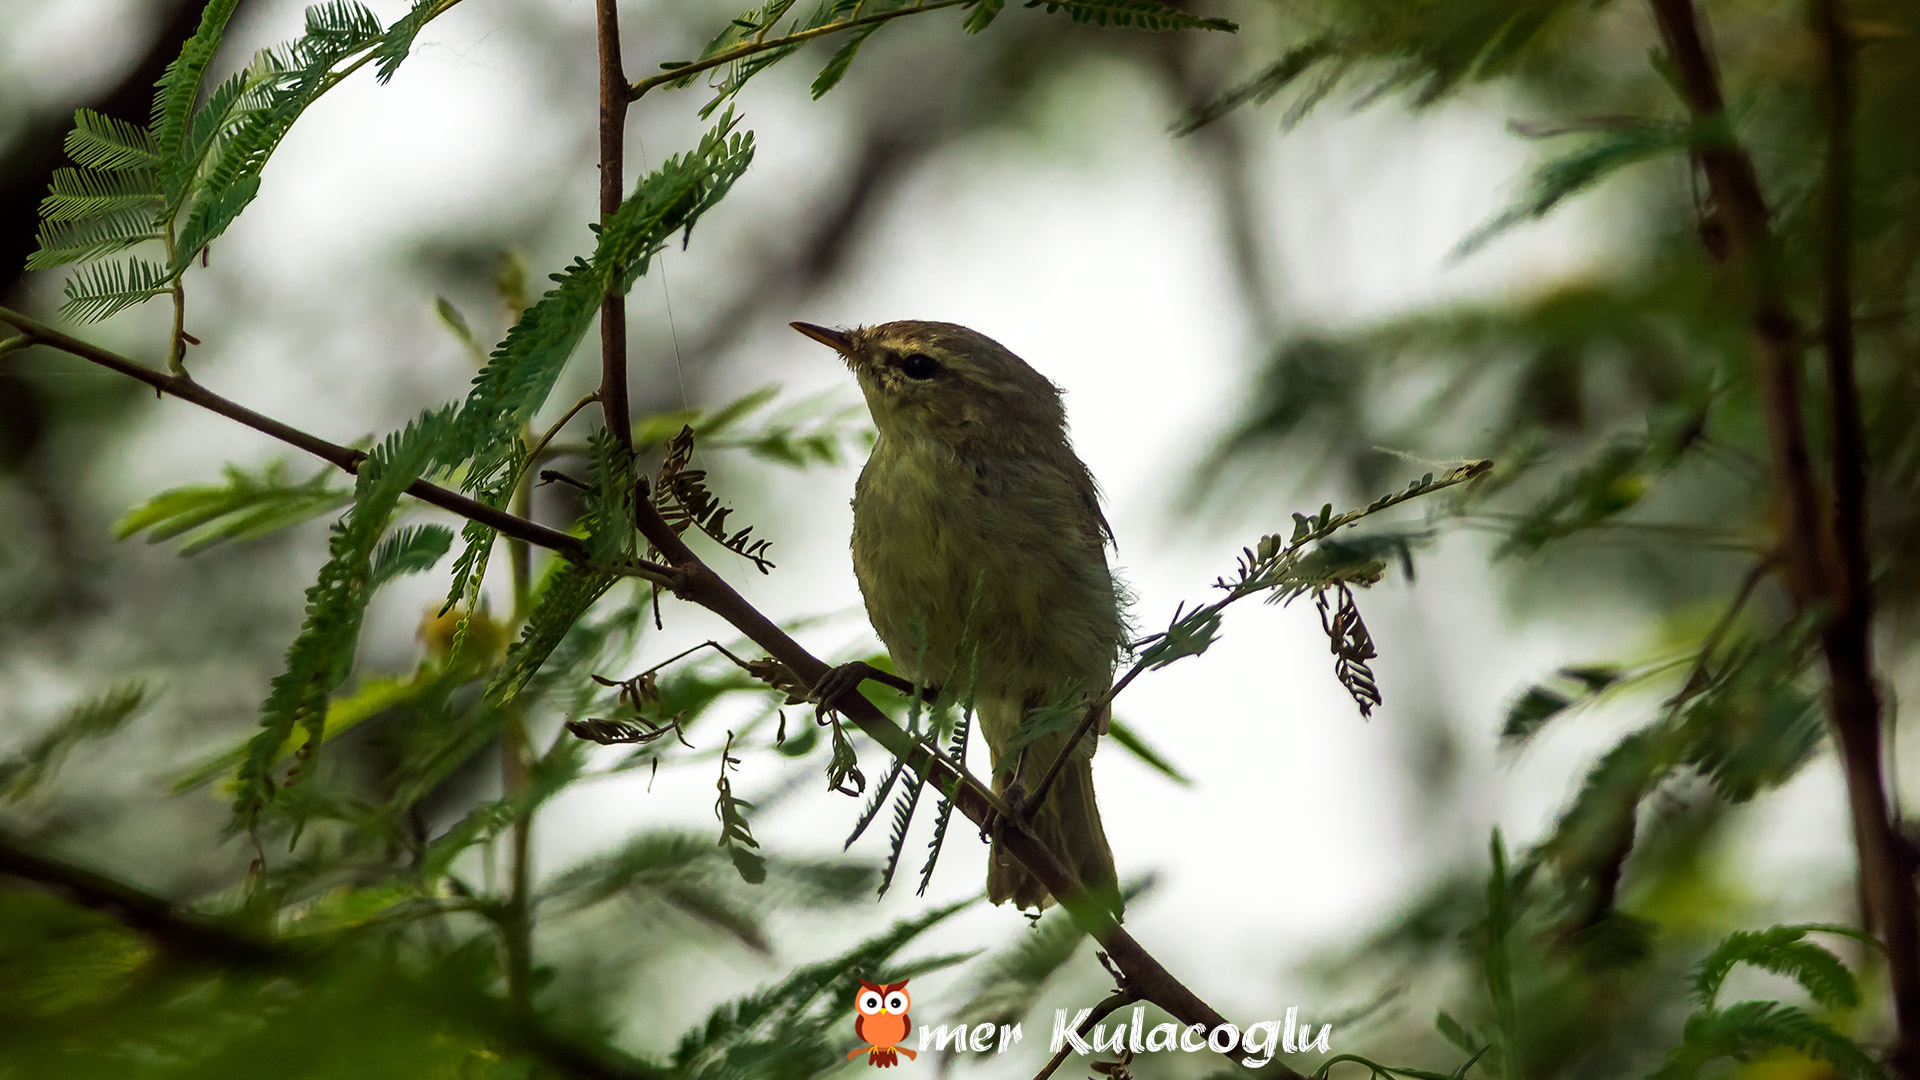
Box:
[0, 305, 678, 588]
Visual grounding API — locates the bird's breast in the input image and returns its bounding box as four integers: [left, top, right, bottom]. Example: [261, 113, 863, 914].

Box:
[851, 434, 1123, 697]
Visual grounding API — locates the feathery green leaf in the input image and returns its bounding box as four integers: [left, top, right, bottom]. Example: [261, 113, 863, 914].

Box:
[39, 168, 163, 224]
[811, 22, 881, 98]
[367, 524, 455, 589]
[1022, 0, 1235, 32]
[916, 707, 971, 895]
[234, 407, 455, 826]
[1654, 1001, 1884, 1080]
[64, 110, 159, 172]
[1693, 926, 1861, 1012]
[59, 257, 170, 322]
[115, 459, 352, 555]
[27, 208, 164, 270]
[715, 732, 767, 885]
[0, 685, 151, 800]
[877, 755, 929, 897]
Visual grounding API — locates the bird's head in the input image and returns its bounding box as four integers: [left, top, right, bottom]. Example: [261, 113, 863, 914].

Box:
[790, 319, 1067, 454]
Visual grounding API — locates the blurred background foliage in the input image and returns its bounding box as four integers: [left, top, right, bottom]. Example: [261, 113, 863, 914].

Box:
[3, 0, 1919, 1078]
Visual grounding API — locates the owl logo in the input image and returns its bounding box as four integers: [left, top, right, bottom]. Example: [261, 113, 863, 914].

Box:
[848, 978, 915, 1067]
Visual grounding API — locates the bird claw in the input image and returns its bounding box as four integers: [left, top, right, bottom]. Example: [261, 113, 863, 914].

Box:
[808, 661, 937, 721]
[808, 661, 879, 720]
[978, 783, 1028, 843]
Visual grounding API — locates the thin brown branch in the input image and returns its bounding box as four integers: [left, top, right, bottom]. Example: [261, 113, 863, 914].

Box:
[1815, 0, 1876, 680]
[595, 0, 633, 457]
[1030, 460, 1492, 812]
[0, 305, 678, 587]
[626, 0, 971, 101]
[1648, 0, 1828, 607]
[1647, 0, 1920, 1072]
[1666, 559, 1772, 711]
[527, 393, 600, 465]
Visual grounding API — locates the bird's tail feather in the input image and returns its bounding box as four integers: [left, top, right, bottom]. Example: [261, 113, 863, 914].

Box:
[987, 749, 1120, 917]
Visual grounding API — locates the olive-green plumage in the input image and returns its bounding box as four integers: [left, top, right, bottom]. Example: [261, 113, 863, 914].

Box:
[792, 319, 1125, 913]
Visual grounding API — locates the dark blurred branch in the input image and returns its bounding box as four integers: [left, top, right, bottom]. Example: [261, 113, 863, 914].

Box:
[1647, 0, 1919, 1072]
[1816, 0, 1870, 623]
[0, 833, 673, 1080]
[0, 832, 282, 969]
[499, 705, 535, 1020]
[0, 305, 677, 587]
[1647, 0, 1827, 606]
[627, 0, 970, 101]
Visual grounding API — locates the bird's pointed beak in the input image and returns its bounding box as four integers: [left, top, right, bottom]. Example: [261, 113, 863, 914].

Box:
[790, 321, 854, 355]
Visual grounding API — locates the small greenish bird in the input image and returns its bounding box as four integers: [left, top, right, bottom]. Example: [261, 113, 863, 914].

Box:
[791, 319, 1125, 915]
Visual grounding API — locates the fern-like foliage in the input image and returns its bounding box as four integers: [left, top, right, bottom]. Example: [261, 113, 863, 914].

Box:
[1454, 121, 1703, 256]
[0, 685, 150, 800]
[1499, 665, 1622, 743]
[810, 22, 884, 98]
[115, 459, 352, 555]
[1132, 462, 1487, 710]
[1654, 1000, 1884, 1080]
[1022, 0, 1234, 32]
[845, 755, 906, 851]
[56, 259, 170, 323]
[651, 425, 775, 572]
[482, 431, 633, 705]
[916, 707, 971, 895]
[825, 714, 866, 797]
[372, 0, 451, 82]
[1536, 620, 1823, 920]
[485, 566, 616, 707]
[714, 732, 768, 885]
[31, 0, 461, 324]
[441, 113, 754, 612]
[670, 897, 972, 1080]
[659, 0, 1230, 118]
[234, 407, 455, 827]
[876, 750, 930, 898]
[152, 0, 245, 189]
[953, 878, 1151, 1029]
[626, 384, 871, 466]
[581, 427, 639, 563]
[419, 739, 585, 880]
[366, 524, 454, 589]
[1179, 0, 1583, 135]
[1693, 925, 1867, 1012]
[667, 0, 872, 117]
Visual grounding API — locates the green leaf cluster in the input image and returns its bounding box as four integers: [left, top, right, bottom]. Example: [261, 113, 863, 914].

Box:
[1652, 927, 1884, 1080]
[441, 112, 755, 614]
[234, 407, 455, 826]
[115, 459, 352, 555]
[29, 0, 460, 324]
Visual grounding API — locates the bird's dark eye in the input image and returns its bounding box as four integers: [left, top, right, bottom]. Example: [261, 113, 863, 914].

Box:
[898, 353, 942, 380]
